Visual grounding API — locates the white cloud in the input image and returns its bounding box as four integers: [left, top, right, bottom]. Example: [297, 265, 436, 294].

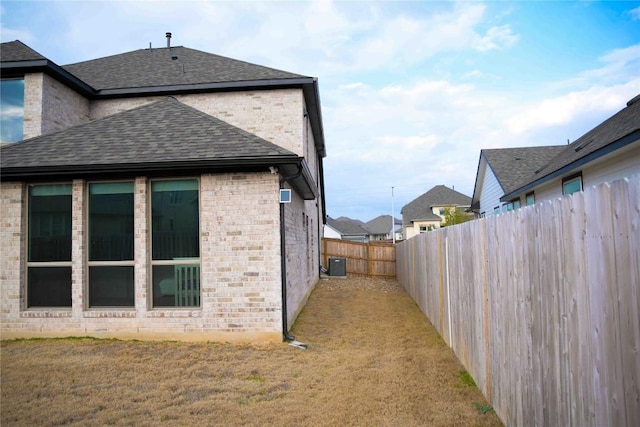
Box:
[506, 85, 631, 135]
[0, 105, 23, 119]
[629, 6, 640, 20]
[474, 24, 519, 51]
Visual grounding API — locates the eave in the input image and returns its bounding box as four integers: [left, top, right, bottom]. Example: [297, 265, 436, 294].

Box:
[500, 129, 640, 202]
[0, 156, 318, 200]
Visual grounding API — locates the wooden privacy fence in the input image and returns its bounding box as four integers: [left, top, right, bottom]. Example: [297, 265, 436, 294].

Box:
[322, 238, 396, 277]
[396, 176, 640, 427]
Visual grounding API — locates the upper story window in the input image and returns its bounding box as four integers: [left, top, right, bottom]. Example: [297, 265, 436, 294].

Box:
[1, 79, 24, 143]
[562, 173, 583, 196]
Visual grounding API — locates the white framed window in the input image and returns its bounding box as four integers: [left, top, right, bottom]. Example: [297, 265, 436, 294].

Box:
[562, 173, 583, 196]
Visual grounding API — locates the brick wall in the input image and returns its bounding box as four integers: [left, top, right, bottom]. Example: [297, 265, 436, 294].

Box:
[23, 73, 90, 139]
[0, 173, 295, 343]
[90, 90, 305, 156]
[282, 187, 320, 328]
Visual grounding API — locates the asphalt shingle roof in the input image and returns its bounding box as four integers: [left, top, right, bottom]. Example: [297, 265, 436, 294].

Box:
[401, 185, 471, 224]
[1, 97, 297, 172]
[482, 145, 567, 195]
[327, 217, 370, 236]
[364, 215, 401, 235]
[62, 46, 306, 91]
[503, 94, 640, 199]
[0, 40, 47, 62]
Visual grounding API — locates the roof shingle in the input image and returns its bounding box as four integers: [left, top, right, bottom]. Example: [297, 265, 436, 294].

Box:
[482, 145, 566, 195]
[0, 40, 47, 62]
[62, 46, 306, 91]
[1, 97, 296, 172]
[401, 185, 471, 224]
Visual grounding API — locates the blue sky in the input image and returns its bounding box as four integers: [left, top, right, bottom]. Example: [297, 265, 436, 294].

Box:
[2, 0, 639, 221]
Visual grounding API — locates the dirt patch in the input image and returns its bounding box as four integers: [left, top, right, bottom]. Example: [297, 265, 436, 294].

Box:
[1, 276, 502, 426]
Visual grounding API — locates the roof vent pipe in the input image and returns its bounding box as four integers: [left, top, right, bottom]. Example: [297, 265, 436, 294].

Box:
[166, 32, 172, 48]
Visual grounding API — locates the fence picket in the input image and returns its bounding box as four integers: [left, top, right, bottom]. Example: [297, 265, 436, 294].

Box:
[396, 176, 640, 427]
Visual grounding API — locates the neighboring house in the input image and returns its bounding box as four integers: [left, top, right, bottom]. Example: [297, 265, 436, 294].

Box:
[0, 37, 326, 343]
[323, 220, 343, 240]
[401, 185, 471, 239]
[472, 95, 640, 212]
[364, 215, 402, 241]
[326, 216, 370, 242]
[471, 145, 566, 216]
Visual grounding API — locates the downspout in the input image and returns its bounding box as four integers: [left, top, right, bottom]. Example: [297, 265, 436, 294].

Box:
[278, 165, 303, 342]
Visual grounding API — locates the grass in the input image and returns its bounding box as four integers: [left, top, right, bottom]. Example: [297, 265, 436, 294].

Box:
[459, 370, 478, 387]
[1, 277, 502, 427]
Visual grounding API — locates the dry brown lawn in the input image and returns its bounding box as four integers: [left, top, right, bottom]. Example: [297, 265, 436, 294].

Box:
[1, 276, 503, 426]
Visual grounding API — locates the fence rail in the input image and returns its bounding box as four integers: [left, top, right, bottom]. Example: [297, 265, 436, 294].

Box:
[321, 238, 396, 277]
[396, 175, 640, 427]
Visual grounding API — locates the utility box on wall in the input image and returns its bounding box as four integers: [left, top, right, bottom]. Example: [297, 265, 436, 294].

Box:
[328, 257, 346, 276]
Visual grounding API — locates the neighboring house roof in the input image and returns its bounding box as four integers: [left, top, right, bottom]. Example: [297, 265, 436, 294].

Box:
[63, 46, 305, 91]
[482, 146, 567, 195]
[471, 145, 566, 207]
[502, 94, 640, 201]
[0, 97, 317, 198]
[364, 215, 400, 235]
[327, 216, 370, 237]
[402, 185, 471, 224]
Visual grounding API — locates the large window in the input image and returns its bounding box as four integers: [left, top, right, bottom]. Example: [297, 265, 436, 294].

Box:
[151, 180, 200, 307]
[27, 184, 72, 307]
[562, 173, 583, 196]
[88, 182, 134, 307]
[1, 79, 24, 143]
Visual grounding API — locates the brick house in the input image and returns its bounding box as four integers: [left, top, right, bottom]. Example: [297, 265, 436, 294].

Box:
[0, 37, 326, 343]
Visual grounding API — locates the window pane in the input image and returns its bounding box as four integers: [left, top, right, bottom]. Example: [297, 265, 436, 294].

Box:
[28, 184, 72, 262]
[152, 180, 199, 260]
[526, 193, 535, 206]
[563, 178, 582, 195]
[28, 267, 71, 307]
[89, 266, 134, 307]
[153, 264, 200, 307]
[89, 182, 134, 261]
[1, 79, 24, 143]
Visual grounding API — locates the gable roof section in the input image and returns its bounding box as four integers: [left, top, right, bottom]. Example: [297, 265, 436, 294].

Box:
[0, 40, 47, 62]
[1, 41, 326, 158]
[476, 145, 566, 197]
[401, 185, 471, 224]
[0, 97, 317, 198]
[63, 46, 305, 91]
[364, 215, 400, 235]
[327, 217, 370, 236]
[502, 94, 640, 201]
[0, 40, 95, 95]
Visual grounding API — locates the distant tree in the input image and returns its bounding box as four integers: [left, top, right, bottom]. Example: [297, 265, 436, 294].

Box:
[442, 206, 471, 227]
